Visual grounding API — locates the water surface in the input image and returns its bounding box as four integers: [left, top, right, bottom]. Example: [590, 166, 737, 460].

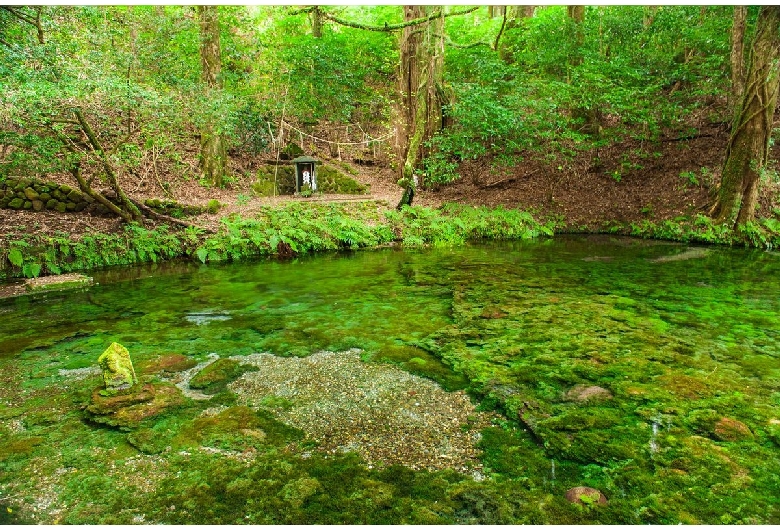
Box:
[1, 235, 779, 524]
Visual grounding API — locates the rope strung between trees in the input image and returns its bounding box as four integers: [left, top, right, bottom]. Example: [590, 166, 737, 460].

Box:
[279, 120, 395, 147]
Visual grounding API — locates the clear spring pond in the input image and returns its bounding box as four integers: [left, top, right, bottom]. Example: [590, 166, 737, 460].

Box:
[1, 235, 779, 524]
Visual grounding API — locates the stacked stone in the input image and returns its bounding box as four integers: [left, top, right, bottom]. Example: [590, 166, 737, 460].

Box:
[143, 198, 208, 217]
[0, 177, 93, 213]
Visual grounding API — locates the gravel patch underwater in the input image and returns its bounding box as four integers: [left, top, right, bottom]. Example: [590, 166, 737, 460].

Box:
[229, 349, 496, 474]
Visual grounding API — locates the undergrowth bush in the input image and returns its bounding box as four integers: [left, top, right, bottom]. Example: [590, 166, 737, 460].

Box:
[625, 214, 780, 249]
[7, 203, 778, 282]
[0, 203, 557, 280]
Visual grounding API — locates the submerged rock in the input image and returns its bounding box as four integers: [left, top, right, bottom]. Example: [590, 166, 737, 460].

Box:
[97, 342, 138, 393]
[136, 354, 198, 375]
[564, 486, 608, 506]
[85, 382, 186, 429]
[189, 358, 257, 394]
[652, 247, 710, 263]
[564, 385, 613, 403]
[713, 417, 753, 442]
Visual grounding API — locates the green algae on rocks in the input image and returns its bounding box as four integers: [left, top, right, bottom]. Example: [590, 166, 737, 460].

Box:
[97, 342, 138, 393]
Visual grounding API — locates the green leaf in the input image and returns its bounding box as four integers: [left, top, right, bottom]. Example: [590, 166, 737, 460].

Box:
[22, 262, 42, 278]
[8, 249, 24, 267]
[195, 247, 208, 264]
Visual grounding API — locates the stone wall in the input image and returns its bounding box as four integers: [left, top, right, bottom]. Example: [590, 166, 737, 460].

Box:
[0, 177, 93, 213]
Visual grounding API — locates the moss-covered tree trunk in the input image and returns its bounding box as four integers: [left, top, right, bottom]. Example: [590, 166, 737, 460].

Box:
[197, 5, 228, 188]
[311, 6, 323, 38]
[714, 6, 780, 226]
[396, 5, 446, 208]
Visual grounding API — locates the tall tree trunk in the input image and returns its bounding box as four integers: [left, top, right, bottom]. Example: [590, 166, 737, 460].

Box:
[396, 5, 446, 207]
[730, 6, 748, 109]
[488, 6, 505, 19]
[197, 5, 228, 188]
[714, 6, 780, 226]
[311, 6, 323, 38]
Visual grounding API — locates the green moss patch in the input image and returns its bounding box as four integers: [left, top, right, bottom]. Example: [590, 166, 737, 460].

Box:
[136, 354, 198, 375]
[24, 273, 94, 293]
[189, 359, 258, 394]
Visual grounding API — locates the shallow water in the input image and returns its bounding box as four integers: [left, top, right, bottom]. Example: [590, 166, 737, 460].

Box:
[1, 235, 779, 524]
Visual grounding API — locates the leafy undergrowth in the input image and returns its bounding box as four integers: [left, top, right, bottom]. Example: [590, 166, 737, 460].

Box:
[0, 202, 556, 281]
[604, 213, 780, 250]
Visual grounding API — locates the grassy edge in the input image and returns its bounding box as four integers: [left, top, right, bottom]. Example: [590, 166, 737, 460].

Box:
[0, 202, 557, 281]
[3, 203, 779, 282]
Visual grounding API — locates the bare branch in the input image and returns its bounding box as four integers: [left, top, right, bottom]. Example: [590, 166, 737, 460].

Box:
[319, 6, 478, 33]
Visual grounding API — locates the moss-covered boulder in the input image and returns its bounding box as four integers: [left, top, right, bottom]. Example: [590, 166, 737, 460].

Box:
[189, 358, 257, 394]
[97, 342, 138, 393]
[564, 486, 608, 506]
[713, 417, 753, 442]
[253, 165, 295, 196]
[316, 165, 369, 194]
[280, 142, 304, 160]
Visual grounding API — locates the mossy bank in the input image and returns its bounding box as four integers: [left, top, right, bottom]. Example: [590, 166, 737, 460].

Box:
[4, 199, 780, 285]
[0, 202, 556, 282]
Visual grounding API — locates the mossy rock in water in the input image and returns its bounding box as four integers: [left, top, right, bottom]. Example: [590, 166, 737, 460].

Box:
[713, 417, 753, 442]
[85, 382, 186, 430]
[175, 405, 303, 450]
[97, 342, 137, 393]
[564, 486, 608, 506]
[563, 385, 613, 403]
[127, 427, 171, 454]
[0, 435, 45, 457]
[189, 358, 257, 394]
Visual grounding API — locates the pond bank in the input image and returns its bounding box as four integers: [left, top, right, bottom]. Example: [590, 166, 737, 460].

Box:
[2, 201, 780, 292]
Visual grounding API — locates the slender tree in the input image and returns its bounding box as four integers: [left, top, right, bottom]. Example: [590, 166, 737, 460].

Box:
[197, 5, 228, 187]
[713, 6, 780, 226]
[730, 6, 748, 109]
[566, 5, 585, 69]
[496, 5, 534, 63]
